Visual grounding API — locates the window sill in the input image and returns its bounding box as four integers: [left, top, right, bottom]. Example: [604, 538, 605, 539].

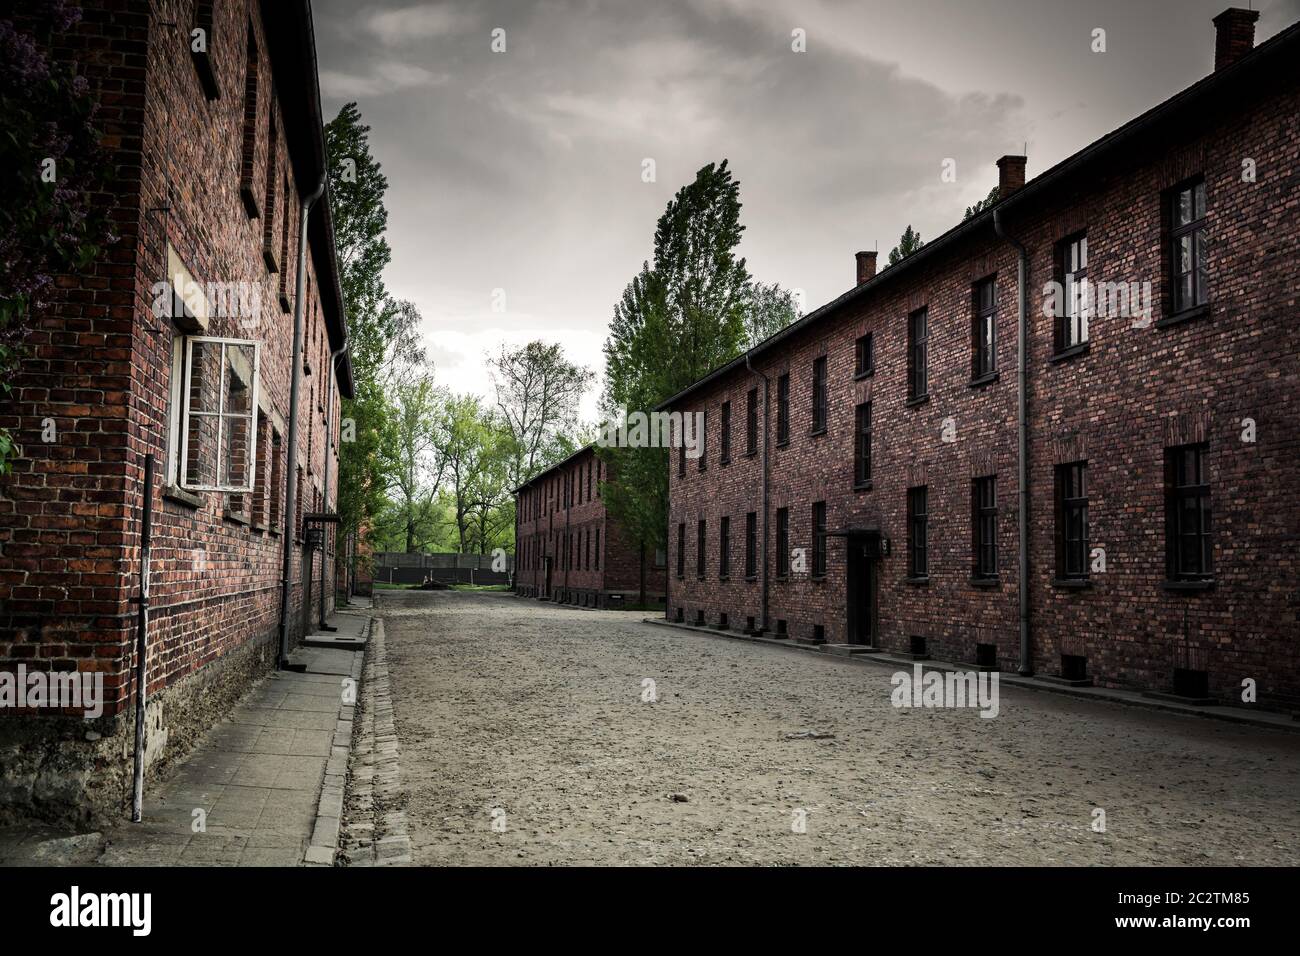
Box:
[775, 439, 790, 449]
[969, 371, 999, 388]
[852, 369, 874, 381]
[809, 427, 827, 438]
[853, 480, 873, 492]
[163, 485, 203, 510]
[969, 576, 1000, 588]
[904, 395, 929, 408]
[252, 521, 268, 533]
[904, 575, 930, 585]
[1156, 304, 1210, 329]
[1052, 578, 1092, 589]
[1050, 342, 1090, 364]
[811, 574, 826, 583]
[745, 450, 758, 459]
[775, 574, 789, 582]
[720, 457, 730, 467]
[1163, 579, 1215, 592]
[744, 575, 757, 583]
[718, 575, 730, 582]
[223, 508, 251, 527]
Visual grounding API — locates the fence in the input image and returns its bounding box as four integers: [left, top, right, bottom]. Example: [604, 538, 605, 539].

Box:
[373, 552, 513, 586]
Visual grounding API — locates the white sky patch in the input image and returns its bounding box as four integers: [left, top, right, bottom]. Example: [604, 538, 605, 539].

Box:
[320, 63, 447, 98]
[423, 324, 607, 425]
[364, 4, 478, 46]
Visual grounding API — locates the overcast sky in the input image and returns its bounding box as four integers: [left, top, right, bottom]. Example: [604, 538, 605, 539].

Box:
[313, 0, 1298, 422]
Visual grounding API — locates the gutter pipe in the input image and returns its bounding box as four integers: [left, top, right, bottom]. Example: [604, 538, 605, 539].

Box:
[277, 174, 326, 669]
[994, 207, 1033, 676]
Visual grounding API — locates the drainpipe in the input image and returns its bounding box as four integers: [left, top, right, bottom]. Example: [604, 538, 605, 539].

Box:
[277, 174, 326, 670]
[746, 354, 770, 633]
[994, 207, 1033, 676]
[319, 338, 348, 628]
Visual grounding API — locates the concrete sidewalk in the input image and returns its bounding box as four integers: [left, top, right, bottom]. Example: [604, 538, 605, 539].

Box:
[0, 610, 371, 867]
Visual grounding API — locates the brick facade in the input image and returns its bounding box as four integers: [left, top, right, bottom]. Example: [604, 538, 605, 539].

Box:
[663, 12, 1300, 711]
[515, 446, 666, 608]
[0, 0, 352, 820]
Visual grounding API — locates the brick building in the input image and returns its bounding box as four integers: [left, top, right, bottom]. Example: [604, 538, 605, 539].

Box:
[662, 10, 1300, 711]
[0, 0, 352, 818]
[515, 446, 666, 608]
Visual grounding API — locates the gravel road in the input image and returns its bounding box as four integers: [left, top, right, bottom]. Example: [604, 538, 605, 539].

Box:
[378, 589, 1300, 866]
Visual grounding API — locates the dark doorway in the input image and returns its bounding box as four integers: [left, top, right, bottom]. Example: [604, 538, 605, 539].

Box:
[845, 535, 878, 646]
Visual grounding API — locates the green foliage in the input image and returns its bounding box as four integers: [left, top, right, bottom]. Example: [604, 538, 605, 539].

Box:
[887, 225, 924, 267]
[0, 3, 115, 473]
[599, 160, 755, 575]
[963, 185, 1000, 220]
[744, 280, 801, 347]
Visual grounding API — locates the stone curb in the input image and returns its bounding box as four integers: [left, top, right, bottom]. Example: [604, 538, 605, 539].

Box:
[642, 617, 1300, 734]
[338, 618, 412, 866]
[303, 617, 371, 867]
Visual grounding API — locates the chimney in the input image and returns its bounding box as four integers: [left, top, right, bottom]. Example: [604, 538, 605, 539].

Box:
[1213, 8, 1260, 71]
[996, 155, 1027, 198]
[856, 250, 878, 285]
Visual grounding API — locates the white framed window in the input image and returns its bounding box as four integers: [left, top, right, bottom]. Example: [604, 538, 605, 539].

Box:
[178, 336, 261, 493]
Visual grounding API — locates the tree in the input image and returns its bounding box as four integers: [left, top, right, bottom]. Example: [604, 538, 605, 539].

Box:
[963, 185, 1000, 220]
[0, 3, 115, 473]
[439, 395, 496, 554]
[600, 160, 753, 601]
[488, 340, 588, 490]
[887, 225, 924, 267]
[380, 373, 447, 554]
[744, 281, 801, 347]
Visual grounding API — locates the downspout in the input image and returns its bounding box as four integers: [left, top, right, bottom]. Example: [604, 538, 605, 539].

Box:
[746, 354, 770, 633]
[319, 338, 348, 628]
[277, 174, 326, 669]
[994, 207, 1032, 676]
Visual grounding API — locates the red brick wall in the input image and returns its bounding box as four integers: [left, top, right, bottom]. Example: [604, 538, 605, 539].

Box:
[668, 65, 1300, 707]
[515, 447, 665, 603]
[0, 0, 344, 720]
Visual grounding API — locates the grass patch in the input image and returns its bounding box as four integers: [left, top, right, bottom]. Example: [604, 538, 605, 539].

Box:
[449, 583, 511, 592]
[373, 582, 420, 590]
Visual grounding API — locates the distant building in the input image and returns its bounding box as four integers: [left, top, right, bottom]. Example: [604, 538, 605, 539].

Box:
[515, 446, 666, 608]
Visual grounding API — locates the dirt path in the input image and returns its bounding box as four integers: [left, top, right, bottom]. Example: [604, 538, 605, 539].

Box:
[379, 589, 1300, 866]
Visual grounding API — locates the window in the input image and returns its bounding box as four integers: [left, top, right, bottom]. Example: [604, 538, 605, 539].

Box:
[776, 374, 790, 443]
[698, 411, 707, 471]
[1056, 233, 1089, 350]
[907, 307, 928, 400]
[744, 512, 757, 578]
[973, 277, 997, 379]
[854, 333, 874, 377]
[719, 516, 730, 578]
[720, 401, 732, 464]
[973, 476, 997, 579]
[191, 2, 219, 100]
[811, 356, 827, 433]
[812, 501, 826, 577]
[776, 507, 789, 577]
[595, 528, 601, 570]
[239, 26, 260, 215]
[1168, 179, 1207, 315]
[268, 427, 282, 530]
[853, 402, 871, 487]
[677, 522, 685, 577]
[1055, 462, 1089, 580]
[697, 519, 706, 578]
[908, 486, 928, 578]
[1166, 444, 1212, 580]
[179, 337, 261, 493]
[679, 444, 686, 478]
[746, 388, 758, 455]
[262, 113, 279, 271]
